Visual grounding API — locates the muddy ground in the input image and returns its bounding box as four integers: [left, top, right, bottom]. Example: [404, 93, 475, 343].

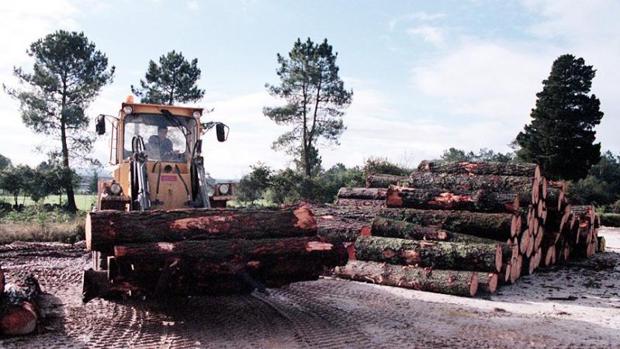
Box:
[0, 229, 618, 348]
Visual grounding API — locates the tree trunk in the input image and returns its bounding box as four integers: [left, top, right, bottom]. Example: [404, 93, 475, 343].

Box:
[370, 217, 496, 244]
[417, 161, 539, 177]
[337, 187, 387, 200]
[386, 186, 520, 213]
[378, 208, 518, 240]
[59, 120, 77, 213]
[403, 172, 534, 204]
[0, 275, 41, 336]
[334, 260, 479, 297]
[354, 236, 502, 272]
[86, 206, 317, 252]
[366, 174, 406, 188]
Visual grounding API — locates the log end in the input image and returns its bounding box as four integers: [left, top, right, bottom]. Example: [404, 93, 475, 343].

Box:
[486, 273, 498, 294]
[495, 244, 503, 273]
[346, 243, 357, 261]
[385, 186, 403, 208]
[360, 226, 372, 237]
[85, 212, 93, 251]
[0, 302, 38, 336]
[293, 206, 318, 232]
[469, 272, 479, 297]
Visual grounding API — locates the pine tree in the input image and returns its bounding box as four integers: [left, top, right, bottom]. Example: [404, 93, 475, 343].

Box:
[264, 38, 353, 177]
[5, 30, 114, 212]
[131, 50, 204, 105]
[516, 54, 603, 180]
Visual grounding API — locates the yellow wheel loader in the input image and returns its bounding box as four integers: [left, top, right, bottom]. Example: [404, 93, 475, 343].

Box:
[82, 97, 344, 302]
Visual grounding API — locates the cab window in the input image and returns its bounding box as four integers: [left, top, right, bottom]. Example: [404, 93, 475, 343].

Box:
[123, 114, 195, 162]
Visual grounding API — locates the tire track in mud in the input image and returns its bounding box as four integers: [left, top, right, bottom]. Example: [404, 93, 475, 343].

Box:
[0, 242, 618, 348]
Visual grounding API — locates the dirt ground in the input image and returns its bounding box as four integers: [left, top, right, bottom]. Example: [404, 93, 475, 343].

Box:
[0, 229, 618, 348]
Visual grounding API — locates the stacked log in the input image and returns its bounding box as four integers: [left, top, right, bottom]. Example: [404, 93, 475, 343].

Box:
[331, 160, 600, 297]
[0, 273, 41, 336]
[335, 187, 387, 208]
[85, 206, 347, 301]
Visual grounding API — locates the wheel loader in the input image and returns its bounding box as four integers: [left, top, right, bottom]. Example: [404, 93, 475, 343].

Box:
[82, 97, 345, 302]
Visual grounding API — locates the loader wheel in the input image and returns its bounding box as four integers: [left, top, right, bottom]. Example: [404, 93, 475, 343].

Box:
[92, 251, 108, 271]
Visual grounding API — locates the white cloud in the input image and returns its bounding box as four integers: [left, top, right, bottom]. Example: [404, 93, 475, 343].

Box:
[186, 0, 199, 11]
[407, 25, 445, 46]
[388, 11, 446, 31]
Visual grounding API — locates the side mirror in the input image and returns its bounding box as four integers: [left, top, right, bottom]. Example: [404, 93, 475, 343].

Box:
[216, 123, 229, 142]
[95, 115, 106, 135]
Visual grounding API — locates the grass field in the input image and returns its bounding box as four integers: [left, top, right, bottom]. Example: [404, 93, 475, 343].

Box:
[0, 194, 96, 212]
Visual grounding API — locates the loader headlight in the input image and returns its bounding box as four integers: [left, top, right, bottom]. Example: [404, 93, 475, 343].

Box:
[207, 185, 215, 197]
[218, 184, 229, 195]
[123, 106, 133, 114]
[192, 110, 202, 118]
[110, 183, 122, 195]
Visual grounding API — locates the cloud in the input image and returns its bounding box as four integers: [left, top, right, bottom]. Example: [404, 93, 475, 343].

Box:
[407, 25, 445, 46]
[186, 0, 199, 11]
[388, 11, 446, 31]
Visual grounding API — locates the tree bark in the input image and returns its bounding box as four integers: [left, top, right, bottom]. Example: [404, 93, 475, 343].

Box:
[378, 208, 517, 240]
[354, 236, 502, 272]
[334, 198, 385, 208]
[337, 187, 387, 200]
[334, 260, 479, 297]
[366, 174, 406, 188]
[386, 186, 520, 213]
[370, 217, 496, 244]
[403, 172, 534, 204]
[86, 206, 317, 252]
[114, 237, 343, 264]
[417, 161, 539, 177]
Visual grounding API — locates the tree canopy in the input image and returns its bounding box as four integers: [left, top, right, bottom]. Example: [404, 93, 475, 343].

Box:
[5, 30, 114, 212]
[516, 54, 603, 180]
[264, 38, 353, 177]
[131, 50, 205, 105]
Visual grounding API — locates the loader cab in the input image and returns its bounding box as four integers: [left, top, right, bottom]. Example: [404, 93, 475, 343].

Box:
[96, 98, 235, 211]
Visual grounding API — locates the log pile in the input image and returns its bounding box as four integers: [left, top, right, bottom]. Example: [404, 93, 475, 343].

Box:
[84, 206, 347, 301]
[0, 270, 42, 336]
[332, 160, 601, 297]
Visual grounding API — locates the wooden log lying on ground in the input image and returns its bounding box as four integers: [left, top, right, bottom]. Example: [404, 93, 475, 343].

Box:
[0, 275, 41, 336]
[114, 237, 344, 266]
[354, 236, 502, 272]
[417, 161, 540, 177]
[378, 208, 519, 240]
[477, 272, 499, 294]
[86, 206, 317, 252]
[366, 174, 407, 188]
[402, 172, 534, 204]
[370, 217, 496, 244]
[337, 187, 387, 200]
[386, 186, 520, 213]
[334, 198, 385, 208]
[334, 260, 479, 297]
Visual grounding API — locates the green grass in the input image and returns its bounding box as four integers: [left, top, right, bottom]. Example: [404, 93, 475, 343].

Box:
[0, 194, 96, 211]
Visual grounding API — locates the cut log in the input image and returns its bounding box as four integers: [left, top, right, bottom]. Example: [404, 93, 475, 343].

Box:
[370, 217, 496, 244]
[402, 172, 534, 204]
[366, 174, 406, 188]
[334, 198, 385, 208]
[378, 208, 518, 240]
[86, 206, 317, 252]
[0, 275, 41, 336]
[477, 272, 499, 294]
[354, 236, 502, 272]
[114, 237, 345, 266]
[334, 260, 479, 297]
[417, 161, 539, 177]
[337, 187, 387, 200]
[386, 186, 520, 213]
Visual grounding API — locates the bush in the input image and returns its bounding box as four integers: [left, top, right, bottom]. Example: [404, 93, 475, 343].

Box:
[363, 157, 410, 176]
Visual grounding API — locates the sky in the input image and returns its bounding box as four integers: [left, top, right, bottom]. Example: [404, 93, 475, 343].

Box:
[0, 0, 618, 179]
